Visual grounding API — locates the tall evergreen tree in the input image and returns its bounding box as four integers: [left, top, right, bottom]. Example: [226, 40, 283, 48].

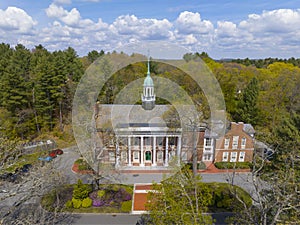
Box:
[0, 44, 33, 138]
[234, 77, 259, 124]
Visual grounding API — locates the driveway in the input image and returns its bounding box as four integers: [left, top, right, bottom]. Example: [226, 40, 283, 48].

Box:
[53, 146, 91, 184]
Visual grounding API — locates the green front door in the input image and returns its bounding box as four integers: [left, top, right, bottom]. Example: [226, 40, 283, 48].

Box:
[145, 151, 151, 161]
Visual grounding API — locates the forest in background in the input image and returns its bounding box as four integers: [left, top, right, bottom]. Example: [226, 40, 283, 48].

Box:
[0, 43, 299, 154]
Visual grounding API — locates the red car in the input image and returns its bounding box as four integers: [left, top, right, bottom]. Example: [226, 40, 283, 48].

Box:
[53, 149, 63, 155]
[49, 149, 63, 158]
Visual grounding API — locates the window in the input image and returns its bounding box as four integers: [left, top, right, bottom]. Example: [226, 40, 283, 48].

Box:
[157, 151, 163, 162]
[169, 137, 176, 146]
[224, 138, 230, 149]
[241, 138, 246, 149]
[134, 137, 140, 146]
[205, 138, 212, 146]
[109, 152, 115, 162]
[222, 152, 228, 161]
[157, 137, 163, 146]
[121, 151, 127, 162]
[239, 152, 245, 162]
[203, 154, 212, 161]
[133, 151, 139, 162]
[145, 137, 151, 145]
[230, 152, 237, 162]
[145, 151, 152, 161]
[169, 150, 175, 160]
[232, 136, 239, 149]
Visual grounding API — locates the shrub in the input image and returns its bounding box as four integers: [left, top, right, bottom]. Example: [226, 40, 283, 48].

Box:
[65, 200, 73, 208]
[75, 158, 92, 171]
[121, 200, 132, 212]
[72, 198, 82, 209]
[82, 197, 93, 208]
[92, 199, 105, 207]
[207, 182, 252, 211]
[185, 162, 206, 170]
[214, 162, 252, 169]
[198, 161, 207, 170]
[89, 191, 98, 200]
[73, 179, 92, 200]
[123, 193, 132, 201]
[97, 190, 105, 198]
[124, 185, 133, 194]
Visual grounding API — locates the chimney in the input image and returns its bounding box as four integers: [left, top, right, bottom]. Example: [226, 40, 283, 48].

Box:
[231, 122, 244, 131]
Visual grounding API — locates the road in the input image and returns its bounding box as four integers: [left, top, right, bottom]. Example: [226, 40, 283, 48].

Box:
[67, 212, 233, 225]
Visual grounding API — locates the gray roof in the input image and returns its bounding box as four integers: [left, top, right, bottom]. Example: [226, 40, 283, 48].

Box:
[243, 123, 255, 135]
[96, 104, 171, 129]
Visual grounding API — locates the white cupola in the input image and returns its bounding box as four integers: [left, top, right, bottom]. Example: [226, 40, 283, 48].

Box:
[141, 56, 155, 110]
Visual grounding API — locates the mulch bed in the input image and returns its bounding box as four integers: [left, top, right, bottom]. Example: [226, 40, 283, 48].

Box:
[72, 163, 95, 174]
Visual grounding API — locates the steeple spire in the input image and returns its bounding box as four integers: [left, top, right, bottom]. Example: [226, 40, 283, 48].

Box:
[147, 50, 150, 76]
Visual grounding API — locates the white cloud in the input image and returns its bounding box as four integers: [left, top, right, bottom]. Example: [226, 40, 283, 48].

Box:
[175, 11, 214, 34]
[239, 9, 300, 34]
[0, 7, 37, 34]
[45, 3, 94, 27]
[184, 34, 197, 44]
[111, 15, 173, 40]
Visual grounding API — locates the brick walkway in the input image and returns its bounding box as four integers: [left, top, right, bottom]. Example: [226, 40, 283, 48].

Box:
[132, 184, 153, 214]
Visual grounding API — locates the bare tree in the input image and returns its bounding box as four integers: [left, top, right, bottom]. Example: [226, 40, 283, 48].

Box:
[0, 136, 76, 225]
[227, 145, 300, 225]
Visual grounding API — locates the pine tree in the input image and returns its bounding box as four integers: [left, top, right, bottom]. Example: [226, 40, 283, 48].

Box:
[235, 77, 259, 124]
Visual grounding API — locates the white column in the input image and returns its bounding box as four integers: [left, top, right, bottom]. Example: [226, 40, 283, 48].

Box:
[128, 137, 132, 166]
[153, 136, 156, 166]
[165, 137, 169, 166]
[177, 136, 181, 165]
[140, 136, 144, 166]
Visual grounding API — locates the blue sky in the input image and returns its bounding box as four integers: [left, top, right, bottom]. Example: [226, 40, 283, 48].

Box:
[0, 0, 300, 58]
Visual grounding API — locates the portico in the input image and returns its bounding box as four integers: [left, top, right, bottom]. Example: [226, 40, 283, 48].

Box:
[115, 123, 182, 168]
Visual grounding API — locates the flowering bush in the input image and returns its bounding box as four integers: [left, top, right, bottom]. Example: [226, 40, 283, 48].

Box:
[123, 193, 132, 201]
[82, 185, 133, 209]
[92, 199, 105, 207]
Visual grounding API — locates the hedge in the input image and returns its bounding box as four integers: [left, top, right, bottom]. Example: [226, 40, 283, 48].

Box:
[185, 162, 207, 170]
[214, 162, 252, 169]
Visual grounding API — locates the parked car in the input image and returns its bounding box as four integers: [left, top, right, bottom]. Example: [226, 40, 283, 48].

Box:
[21, 164, 32, 173]
[54, 149, 63, 155]
[49, 152, 57, 158]
[38, 156, 53, 162]
[48, 149, 63, 158]
[51, 149, 63, 155]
